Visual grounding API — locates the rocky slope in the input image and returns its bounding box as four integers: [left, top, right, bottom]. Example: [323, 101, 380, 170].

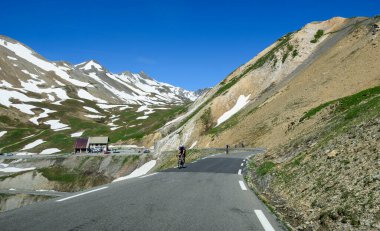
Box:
[154, 16, 380, 230]
[0, 36, 199, 153]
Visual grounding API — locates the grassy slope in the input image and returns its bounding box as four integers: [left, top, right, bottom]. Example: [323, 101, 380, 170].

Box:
[247, 85, 380, 230]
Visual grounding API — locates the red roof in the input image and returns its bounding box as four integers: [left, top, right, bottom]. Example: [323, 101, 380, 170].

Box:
[75, 138, 88, 149]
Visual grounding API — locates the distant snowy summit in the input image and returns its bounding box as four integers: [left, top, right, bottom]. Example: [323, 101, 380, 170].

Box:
[0, 35, 198, 107]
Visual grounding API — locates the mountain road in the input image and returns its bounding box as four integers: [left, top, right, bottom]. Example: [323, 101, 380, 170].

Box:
[0, 152, 285, 231]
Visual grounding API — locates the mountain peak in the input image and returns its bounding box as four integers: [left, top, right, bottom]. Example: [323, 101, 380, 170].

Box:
[76, 60, 105, 72]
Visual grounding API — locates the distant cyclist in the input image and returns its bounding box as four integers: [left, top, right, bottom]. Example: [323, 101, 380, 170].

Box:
[178, 145, 186, 168]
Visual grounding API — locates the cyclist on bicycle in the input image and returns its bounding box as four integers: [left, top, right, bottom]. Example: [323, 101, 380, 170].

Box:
[178, 145, 186, 168]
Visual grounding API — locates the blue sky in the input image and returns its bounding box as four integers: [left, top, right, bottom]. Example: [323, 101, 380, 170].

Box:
[1, 0, 379, 91]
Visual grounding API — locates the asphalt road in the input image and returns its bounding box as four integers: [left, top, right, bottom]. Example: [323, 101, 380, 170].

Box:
[0, 152, 285, 231]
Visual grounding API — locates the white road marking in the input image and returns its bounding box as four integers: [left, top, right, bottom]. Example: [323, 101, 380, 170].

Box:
[239, 180, 247, 190]
[238, 169, 242, 175]
[254, 210, 275, 231]
[241, 163, 244, 166]
[139, 173, 158, 178]
[56, 186, 108, 202]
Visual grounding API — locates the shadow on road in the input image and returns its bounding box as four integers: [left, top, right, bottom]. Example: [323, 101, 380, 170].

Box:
[162, 157, 244, 174]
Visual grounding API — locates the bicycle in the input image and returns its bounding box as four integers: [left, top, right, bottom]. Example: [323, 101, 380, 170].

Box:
[178, 153, 185, 169]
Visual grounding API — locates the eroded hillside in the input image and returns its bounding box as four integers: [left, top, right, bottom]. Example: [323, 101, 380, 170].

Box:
[154, 16, 380, 230]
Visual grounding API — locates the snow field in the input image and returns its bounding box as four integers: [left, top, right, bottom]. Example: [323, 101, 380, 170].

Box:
[216, 95, 251, 127]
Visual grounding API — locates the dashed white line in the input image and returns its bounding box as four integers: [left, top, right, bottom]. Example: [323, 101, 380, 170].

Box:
[139, 173, 158, 178]
[238, 169, 242, 175]
[56, 186, 108, 202]
[239, 180, 247, 190]
[254, 210, 275, 231]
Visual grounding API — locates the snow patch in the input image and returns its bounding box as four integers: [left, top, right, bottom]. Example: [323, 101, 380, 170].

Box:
[0, 166, 35, 173]
[40, 148, 60, 155]
[0, 131, 7, 138]
[21, 69, 39, 79]
[29, 108, 56, 125]
[85, 114, 105, 119]
[0, 39, 88, 87]
[21, 139, 45, 150]
[78, 89, 107, 103]
[0, 80, 13, 88]
[44, 120, 70, 131]
[216, 95, 250, 127]
[55, 80, 65, 86]
[83, 106, 99, 114]
[113, 160, 157, 182]
[190, 141, 198, 149]
[71, 131, 84, 137]
[81, 60, 103, 71]
[136, 116, 149, 120]
[12, 104, 36, 115]
[7, 56, 17, 61]
[0, 89, 43, 107]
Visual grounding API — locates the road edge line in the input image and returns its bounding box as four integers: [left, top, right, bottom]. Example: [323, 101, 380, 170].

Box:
[254, 209, 275, 231]
[139, 173, 158, 178]
[56, 186, 108, 202]
[239, 180, 247, 190]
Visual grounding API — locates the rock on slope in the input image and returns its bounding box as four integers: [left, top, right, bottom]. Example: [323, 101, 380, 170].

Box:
[154, 16, 380, 230]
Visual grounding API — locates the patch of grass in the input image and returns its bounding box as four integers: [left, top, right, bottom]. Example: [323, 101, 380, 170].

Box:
[310, 30, 324, 43]
[375, 211, 380, 222]
[282, 52, 289, 63]
[200, 107, 213, 133]
[0, 193, 12, 199]
[208, 111, 240, 135]
[292, 49, 298, 58]
[122, 155, 138, 165]
[0, 171, 31, 181]
[247, 160, 257, 170]
[256, 161, 275, 176]
[300, 86, 380, 122]
[38, 167, 79, 183]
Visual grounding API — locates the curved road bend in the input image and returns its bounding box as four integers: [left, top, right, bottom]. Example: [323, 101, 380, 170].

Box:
[0, 152, 286, 231]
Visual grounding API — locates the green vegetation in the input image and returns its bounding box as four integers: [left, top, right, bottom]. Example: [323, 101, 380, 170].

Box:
[292, 49, 298, 58]
[214, 32, 294, 96]
[0, 101, 190, 153]
[282, 52, 289, 63]
[208, 111, 240, 135]
[310, 29, 324, 43]
[256, 161, 275, 176]
[122, 155, 140, 165]
[38, 167, 80, 183]
[175, 33, 296, 131]
[200, 107, 213, 133]
[300, 86, 380, 122]
[37, 166, 109, 191]
[0, 171, 31, 181]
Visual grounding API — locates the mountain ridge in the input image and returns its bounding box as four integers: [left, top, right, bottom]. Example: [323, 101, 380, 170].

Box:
[0, 35, 200, 153]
